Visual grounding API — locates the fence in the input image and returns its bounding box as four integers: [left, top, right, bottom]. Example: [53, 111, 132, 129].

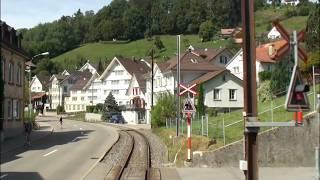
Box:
[165, 85, 319, 147]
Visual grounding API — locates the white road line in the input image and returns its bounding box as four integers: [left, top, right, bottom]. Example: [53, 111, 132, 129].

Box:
[43, 149, 58, 157]
[0, 174, 8, 179]
[72, 137, 78, 142]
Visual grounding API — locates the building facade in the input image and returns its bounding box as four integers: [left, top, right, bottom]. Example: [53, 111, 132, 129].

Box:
[1, 21, 29, 140]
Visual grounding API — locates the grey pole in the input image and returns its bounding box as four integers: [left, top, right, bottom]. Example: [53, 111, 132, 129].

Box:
[313, 65, 316, 111]
[316, 146, 320, 180]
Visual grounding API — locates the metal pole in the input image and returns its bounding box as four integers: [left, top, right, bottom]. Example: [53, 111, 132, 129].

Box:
[241, 0, 259, 179]
[223, 117, 225, 146]
[316, 146, 320, 180]
[176, 35, 181, 137]
[151, 49, 154, 109]
[29, 66, 32, 122]
[201, 115, 204, 136]
[313, 65, 316, 111]
[187, 111, 191, 161]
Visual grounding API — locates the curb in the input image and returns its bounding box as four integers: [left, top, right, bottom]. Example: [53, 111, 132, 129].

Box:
[0, 126, 54, 155]
[81, 126, 120, 180]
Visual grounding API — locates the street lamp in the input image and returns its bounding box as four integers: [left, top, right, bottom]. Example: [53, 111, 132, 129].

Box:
[27, 52, 49, 122]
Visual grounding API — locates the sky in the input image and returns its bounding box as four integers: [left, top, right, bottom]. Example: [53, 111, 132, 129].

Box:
[1, 0, 111, 29]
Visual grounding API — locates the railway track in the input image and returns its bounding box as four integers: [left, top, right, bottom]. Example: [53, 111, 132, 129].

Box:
[85, 127, 160, 180]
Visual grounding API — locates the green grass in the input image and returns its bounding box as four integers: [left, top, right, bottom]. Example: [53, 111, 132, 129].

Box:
[51, 35, 229, 67]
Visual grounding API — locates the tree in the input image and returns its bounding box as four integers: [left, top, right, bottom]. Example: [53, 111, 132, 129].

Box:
[198, 20, 215, 42]
[258, 80, 272, 102]
[306, 5, 320, 52]
[270, 59, 291, 94]
[197, 84, 205, 116]
[97, 59, 104, 74]
[102, 92, 120, 121]
[151, 92, 176, 127]
[154, 36, 165, 50]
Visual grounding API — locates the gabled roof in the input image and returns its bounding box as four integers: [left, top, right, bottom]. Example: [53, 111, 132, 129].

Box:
[67, 71, 93, 91]
[99, 57, 150, 80]
[32, 75, 50, 88]
[192, 48, 232, 62]
[189, 69, 242, 85]
[256, 39, 287, 63]
[79, 62, 98, 72]
[165, 51, 223, 72]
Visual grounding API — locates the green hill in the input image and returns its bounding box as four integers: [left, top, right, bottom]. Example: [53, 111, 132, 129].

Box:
[51, 8, 308, 69]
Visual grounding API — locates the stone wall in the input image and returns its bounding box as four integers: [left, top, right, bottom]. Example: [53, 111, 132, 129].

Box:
[192, 113, 319, 167]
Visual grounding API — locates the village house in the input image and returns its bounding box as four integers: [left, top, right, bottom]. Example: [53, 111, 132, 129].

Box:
[145, 47, 242, 123]
[267, 26, 281, 40]
[226, 39, 290, 84]
[1, 21, 29, 140]
[48, 74, 68, 109]
[79, 61, 98, 75]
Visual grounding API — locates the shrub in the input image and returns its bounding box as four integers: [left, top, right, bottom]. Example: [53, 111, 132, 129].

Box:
[96, 103, 104, 112]
[86, 105, 95, 113]
[298, 6, 310, 16]
[151, 92, 176, 127]
[56, 105, 65, 114]
[258, 71, 272, 82]
[284, 8, 297, 18]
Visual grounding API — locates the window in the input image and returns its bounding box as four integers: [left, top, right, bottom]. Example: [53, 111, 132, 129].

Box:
[63, 86, 67, 92]
[72, 97, 77, 101]
[233, 66, 240, 73]
[219, 56, 228, 64]
[119, 101, 122, 105]
[1, 58, 5, 81]
[229, 89, 237, 100]
[213, 89, 221, 100]
[8, 62, 14, 83]
[81, 97, 84, 101]
[111, 80, 119, 85]
[16, 100, 20, 119]
[7, 99, 12, 119]
[111, 90, 119, 94]
[16, 64, 21, 85]
[114, 70, 124, 75]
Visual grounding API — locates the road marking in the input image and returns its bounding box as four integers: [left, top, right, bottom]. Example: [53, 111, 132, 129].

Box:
[72, 137, 78, 142]
[43, 149, 58, 157]
[0, 174, 8, 179]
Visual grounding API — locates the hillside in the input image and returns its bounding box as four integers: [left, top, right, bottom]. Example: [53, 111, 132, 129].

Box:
[50, 7, 309, 69]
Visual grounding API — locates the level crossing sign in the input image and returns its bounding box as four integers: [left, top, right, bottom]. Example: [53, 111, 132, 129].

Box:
[182, 99, 196, 113]
[179, 83, 197, 96]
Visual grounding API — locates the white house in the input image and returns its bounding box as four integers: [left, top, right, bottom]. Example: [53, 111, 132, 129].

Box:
[266, 0, 300, 6]
[30, 75, 49, 92]
[63, 71, 95, 112]
[79, 61, 98, 75]
[189, 69, 244, 111]
[267, 27, 281, 40]
[145, 49, 231, 123]
[226, 39, 289, 84]
[48, 74, 67, 109]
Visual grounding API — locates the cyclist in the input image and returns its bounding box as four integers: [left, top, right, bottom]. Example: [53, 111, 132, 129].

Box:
[59, 116, 63, 129]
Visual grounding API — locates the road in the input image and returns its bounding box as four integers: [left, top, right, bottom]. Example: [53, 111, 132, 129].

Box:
[0, 116, 118, 180]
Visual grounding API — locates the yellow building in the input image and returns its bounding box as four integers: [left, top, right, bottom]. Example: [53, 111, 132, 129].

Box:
[1, 21, 29, 140]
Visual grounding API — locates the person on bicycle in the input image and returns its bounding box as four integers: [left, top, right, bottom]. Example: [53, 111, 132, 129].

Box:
[59, 116, 63, 129]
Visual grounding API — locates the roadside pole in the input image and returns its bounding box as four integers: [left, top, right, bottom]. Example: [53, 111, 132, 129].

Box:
[176, 35, 181, 137]
[187, 111, 191, 161]
[241, 0, 259, 180]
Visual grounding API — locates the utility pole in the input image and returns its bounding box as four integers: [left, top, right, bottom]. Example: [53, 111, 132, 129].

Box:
[176, 35, 181, 137]
[241, 0, 259, 180]
[151, 48, 154, 109]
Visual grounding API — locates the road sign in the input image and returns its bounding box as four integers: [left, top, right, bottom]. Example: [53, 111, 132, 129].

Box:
[272, 20, 308, 62]
[179, 83, 197, 96]
[183, 99, 196, 113]
[285, 65, 310, 111]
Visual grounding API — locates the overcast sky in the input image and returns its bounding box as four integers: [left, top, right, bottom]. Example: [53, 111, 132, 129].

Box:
[1, 0, 111, 29]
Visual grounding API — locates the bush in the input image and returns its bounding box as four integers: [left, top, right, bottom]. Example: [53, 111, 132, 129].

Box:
[285, 8, 298, 18]
[86, 105, 95, 113]
[56, 105, 65, 114]
[151, 92, 176, 127]
[206, 107, 217, 117]
[258, 71, 272, 82]
[298, 6, 310, 16]
[96, 103, 104, 112]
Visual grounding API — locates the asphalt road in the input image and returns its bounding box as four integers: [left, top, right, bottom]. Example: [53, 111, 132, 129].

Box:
[0, 116, 118, 180]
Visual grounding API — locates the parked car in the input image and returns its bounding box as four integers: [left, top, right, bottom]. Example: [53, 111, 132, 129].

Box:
[111, 113, 124, 124]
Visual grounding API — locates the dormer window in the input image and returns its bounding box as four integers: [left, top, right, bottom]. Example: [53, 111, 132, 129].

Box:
[219, 56, 228, 64]
[190, 59, 198, 63]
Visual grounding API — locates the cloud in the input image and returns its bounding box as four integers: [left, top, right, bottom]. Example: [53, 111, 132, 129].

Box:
[1, 0, 111, 29]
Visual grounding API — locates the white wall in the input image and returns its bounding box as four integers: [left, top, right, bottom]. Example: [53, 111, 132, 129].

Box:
[49, 77, 63, 109]
[203, 72, 243, 109]
[209, 50, 233, 67]
[226, 50, 244, 80]
[267, 27, 281, 40]
[30, 77, 43, 92]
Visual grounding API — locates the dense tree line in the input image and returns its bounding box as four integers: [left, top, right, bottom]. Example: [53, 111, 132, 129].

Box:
[21, 0, 244, 58]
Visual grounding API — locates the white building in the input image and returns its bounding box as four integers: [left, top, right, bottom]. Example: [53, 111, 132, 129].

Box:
[267, 27, 281, 40]
[30, 75, 49, 92]
[145, 48, 236, 123]
[226, 39, 289, 84]
[79, 61, 98, 75]
[189, 69, 243, 111]
[48, 74, 67, 109]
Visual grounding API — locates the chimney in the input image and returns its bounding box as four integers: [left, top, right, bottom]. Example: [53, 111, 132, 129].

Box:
[268, 44, 274, 56]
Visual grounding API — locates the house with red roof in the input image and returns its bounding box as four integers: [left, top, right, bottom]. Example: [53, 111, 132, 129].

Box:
[226, 39, 291, 84]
